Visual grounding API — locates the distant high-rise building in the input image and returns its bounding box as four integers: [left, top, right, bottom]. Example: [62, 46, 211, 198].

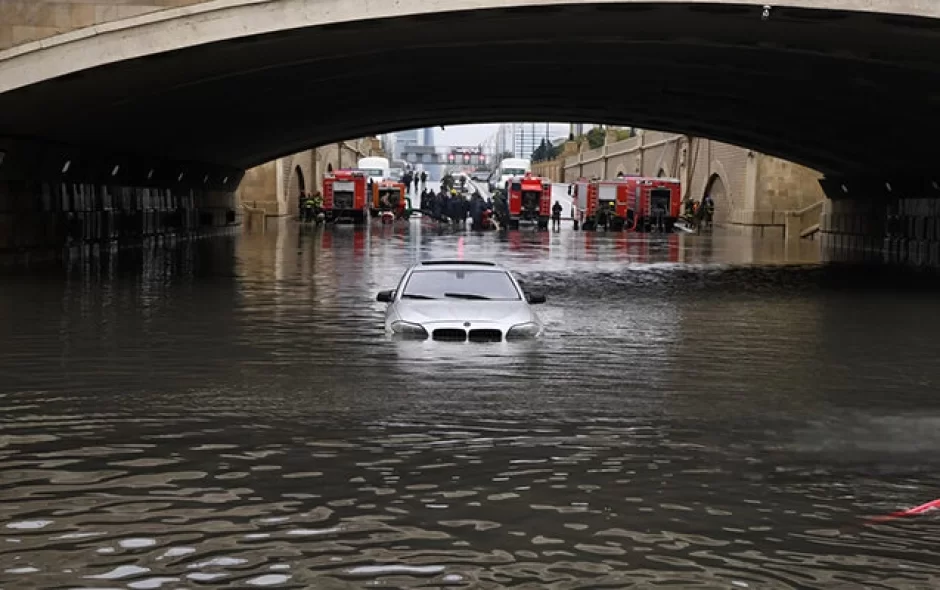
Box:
[393, 129, 420, 159]
[486, 123, 567, 164]
[513, 123, 550, 159]
[422, 128, 434, 147]
[380, 133, 395, 156]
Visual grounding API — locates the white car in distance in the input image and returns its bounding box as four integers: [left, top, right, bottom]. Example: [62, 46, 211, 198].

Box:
[377, 261, 545, 342]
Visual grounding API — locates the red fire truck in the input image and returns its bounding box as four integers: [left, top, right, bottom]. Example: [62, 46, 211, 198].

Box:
[581, 179, 634, 231]
[323, 170, 369, 224]
[579, 176, 682, 232]
[569, 178, 590, 227]
[371, 180, 407, 219]
[506, 173, 551, 230]
[632, 177, 682, 232]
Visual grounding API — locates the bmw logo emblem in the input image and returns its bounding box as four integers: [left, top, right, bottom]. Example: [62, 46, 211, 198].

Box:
[463, 322, 471, 327]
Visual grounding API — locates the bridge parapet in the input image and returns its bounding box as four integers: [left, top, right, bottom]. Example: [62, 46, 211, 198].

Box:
[0, 0, 208, 51]
[4, 0, 940, 55]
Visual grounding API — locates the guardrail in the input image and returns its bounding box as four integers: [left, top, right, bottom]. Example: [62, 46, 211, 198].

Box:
[784, 200, 824, 241]
[241, 203, 267, 232]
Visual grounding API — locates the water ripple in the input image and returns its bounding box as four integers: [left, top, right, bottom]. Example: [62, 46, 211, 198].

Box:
[1, 225, 939, 587]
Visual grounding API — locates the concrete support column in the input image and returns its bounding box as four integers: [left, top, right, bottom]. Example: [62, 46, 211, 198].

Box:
[312, 154, 320, 195]
[743, 151, 759, 212]
[274, 159, 286, 215]
[637, 130, 645, 175]
[819, 198, 886, 264]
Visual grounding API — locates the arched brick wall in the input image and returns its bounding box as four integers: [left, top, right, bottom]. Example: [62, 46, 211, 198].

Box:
[706, 158, 733, 224]
[282, 151, 314, 217]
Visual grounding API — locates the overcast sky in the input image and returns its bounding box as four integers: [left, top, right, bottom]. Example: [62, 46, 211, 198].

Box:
[427, 123, 572, 147]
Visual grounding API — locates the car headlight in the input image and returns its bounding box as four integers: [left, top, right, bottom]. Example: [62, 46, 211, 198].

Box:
[506, 322, 540, 340]
[390, 320, 428, 338]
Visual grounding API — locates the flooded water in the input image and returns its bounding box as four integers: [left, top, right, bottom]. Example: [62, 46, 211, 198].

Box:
[1, 220, 939, 589]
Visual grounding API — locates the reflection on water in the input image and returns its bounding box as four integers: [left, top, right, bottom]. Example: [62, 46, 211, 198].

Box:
[1, 221, 939, 589]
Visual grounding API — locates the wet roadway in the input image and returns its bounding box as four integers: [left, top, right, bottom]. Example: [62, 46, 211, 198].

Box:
[1, 218, 939, 589]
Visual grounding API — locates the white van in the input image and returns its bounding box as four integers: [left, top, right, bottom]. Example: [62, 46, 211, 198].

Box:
[493, 158, 531, 190]
[357, 157, 390, 183]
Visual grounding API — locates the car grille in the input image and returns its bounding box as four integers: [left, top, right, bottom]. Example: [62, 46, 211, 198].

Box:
[468, 329, 502, 342]
[432, 328, 466, 341]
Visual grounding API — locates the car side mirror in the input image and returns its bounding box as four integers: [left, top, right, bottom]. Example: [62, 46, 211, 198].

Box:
[526, 292, 546, 305]
[376, 290, 394, 303]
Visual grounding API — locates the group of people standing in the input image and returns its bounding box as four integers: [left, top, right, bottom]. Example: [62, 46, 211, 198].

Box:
[420, 187, 495, 231]
[299, 191, 323, 222]
[683, 194, 715, 230]
[400, 170, 428, 194]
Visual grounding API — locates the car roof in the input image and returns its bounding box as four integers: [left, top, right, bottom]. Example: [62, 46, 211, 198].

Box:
[410, 260, 506, 272]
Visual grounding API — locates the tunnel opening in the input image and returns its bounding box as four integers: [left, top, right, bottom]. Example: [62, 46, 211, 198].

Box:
[0, 0, 936, 266]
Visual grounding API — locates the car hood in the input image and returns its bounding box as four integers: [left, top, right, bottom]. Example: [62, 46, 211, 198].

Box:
[396, 300, 534, 324]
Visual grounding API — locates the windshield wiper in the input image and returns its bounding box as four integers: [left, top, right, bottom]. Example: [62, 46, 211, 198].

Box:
[401, 293, 437, 300]
[444, 292, 490, 300]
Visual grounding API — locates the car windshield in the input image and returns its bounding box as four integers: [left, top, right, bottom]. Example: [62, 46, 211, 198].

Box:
[361, 168, 384, 177]
[402, 269, 521, 301]
[503, 168, 526, 176]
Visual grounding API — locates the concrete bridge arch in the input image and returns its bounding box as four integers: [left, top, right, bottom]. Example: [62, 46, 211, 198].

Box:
[0, 0, 939, 196]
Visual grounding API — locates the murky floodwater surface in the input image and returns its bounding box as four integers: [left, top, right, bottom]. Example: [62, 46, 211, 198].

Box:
[1, 219, 939, 589]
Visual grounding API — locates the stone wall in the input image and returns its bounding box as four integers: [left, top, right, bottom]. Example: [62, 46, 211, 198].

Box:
[531, 142, 578, 182]
[236, 163, 277, 212]
[0, 0, 207, 50]
[561, 130, 826, 238]
[235, 138, 382, 217]
[531, 158, 564, 183]
[757, 156, 827, 211]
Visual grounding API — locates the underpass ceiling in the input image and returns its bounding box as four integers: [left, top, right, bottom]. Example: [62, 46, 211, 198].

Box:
[0, 2, 937, 176]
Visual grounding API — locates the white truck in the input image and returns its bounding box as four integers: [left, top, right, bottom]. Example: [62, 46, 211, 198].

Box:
[357, 157, 390, 183]
[491, 158, 531, 191]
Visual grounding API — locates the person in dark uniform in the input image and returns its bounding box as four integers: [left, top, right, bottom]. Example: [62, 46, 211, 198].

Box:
[551, 201, 563, 231]
[469, 193, 484, 231]
[302, 193, 316, 222]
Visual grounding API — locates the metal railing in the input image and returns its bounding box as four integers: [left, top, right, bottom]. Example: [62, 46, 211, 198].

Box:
[784, 200, 824, 241]
[241, 203, 267, 232]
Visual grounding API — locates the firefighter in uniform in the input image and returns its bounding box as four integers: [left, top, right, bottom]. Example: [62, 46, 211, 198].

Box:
[302, 193, 316, 222]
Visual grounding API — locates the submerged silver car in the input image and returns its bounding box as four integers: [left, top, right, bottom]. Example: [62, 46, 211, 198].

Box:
[377, 260, 546, 341]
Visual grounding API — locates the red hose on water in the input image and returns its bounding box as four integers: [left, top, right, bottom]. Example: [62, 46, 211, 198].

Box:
[868, 498, 940, 523]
